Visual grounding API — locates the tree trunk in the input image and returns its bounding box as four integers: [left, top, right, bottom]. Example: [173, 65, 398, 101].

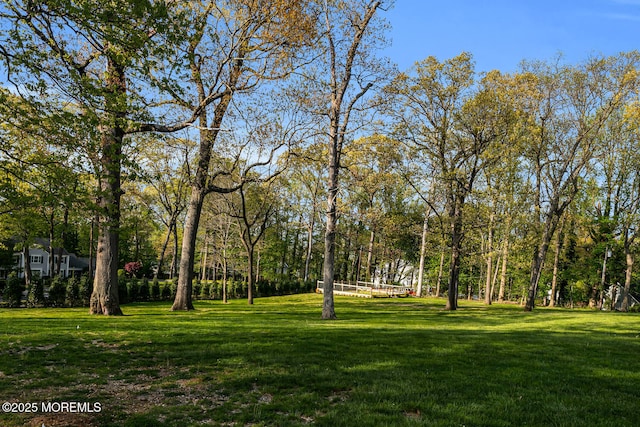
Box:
[247, 247, 254, 305]
[201, 235, 209, 282]
[170, 224, 178, 279]
[366, 229, 375, 281]
[172, 189, 203, 311]
[436, 244, 445, 297]
[524, 219, 556, 311]
[48, 211, 55, 277]
[304, 218, 315, 282]
[497, 229, 510, 303]
[88, 215, 96, 280]
[622, 247, 633, 312]
[57, 205, 69, 277]
[89, 56, 125, 316]
[154, 222, 173, 280]
[416, 205, 430, 297]
[222, 251, 228, 304]
[549, 223, 564, 307]
[445, 196, 464, 311]
[322, 138, 339, 319]
[23, 246, 32, 289]
[484, 212, 495, 305]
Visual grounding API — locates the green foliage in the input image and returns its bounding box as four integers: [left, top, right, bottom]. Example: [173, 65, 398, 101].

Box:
[2, 273, 24, 308]
[65, 276, 81, 307]
[118, 279, 129, 305]
[192, 280, 201, 300]
[199, 282, 210, 300]
[160, 281, 173, 300]
[47, 276, 66, 307]
[138, 278, 150, 302]
[150, 278, 160, 301]
[79, 274, 92, 306]
[127, 279, 139, 302]
[26, 278, 45, 308]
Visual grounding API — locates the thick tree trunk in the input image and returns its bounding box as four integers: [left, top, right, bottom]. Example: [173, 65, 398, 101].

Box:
[90, 219, 122, 315]
[89, 56, 125, 316]
[322, 140, 339, 319]
[445, 224, 462, 310]
[172, 189, 203, 311]
[89, 135, 123, 315]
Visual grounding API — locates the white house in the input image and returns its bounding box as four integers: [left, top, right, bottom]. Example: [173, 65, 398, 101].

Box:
[1, 238, 92, 279]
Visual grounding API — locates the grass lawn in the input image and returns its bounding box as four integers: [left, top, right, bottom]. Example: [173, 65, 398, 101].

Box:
[1, 294, 640, 426]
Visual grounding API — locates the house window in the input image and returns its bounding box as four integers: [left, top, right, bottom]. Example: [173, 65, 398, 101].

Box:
[30, 255, 44, 264]
[53, 255, 68, 264]
[13, 255, 20, 266]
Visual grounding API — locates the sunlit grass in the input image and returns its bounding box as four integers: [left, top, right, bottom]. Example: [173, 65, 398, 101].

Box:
[1, 295, 640, 426]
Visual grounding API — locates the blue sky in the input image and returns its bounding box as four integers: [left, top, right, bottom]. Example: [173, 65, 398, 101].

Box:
[384, 0, 640, 72]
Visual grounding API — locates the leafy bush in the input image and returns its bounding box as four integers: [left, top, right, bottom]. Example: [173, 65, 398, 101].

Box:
[3, 273, 24, 308]
[193, 280, 201, 300]
[161, 281, 172, 300]
[138, 278, 150, 301]
[127, 279, 139, 302]
[47, 275, 67, 307]
[66, 276, 81, 307]
[151, 278, 161, 300]
[118, 279, 128, 304]
[27, 278, 46, 308]
[80, 274, 92, 306]
[199, 282, 210, 300]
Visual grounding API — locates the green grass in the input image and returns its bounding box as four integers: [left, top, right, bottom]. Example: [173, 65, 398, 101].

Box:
[1, 295, 640, 426]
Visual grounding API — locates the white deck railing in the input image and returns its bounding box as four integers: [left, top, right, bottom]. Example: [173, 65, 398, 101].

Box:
[316, 280, 410, 298]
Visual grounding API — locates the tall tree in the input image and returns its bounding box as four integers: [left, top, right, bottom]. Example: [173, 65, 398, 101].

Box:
[308, 0, 389, 319]
[168, 0, 314, 311]
[226, 179, 276, 304]
[387, 55, 512, 310]
[521, 53, 640, 311]
[0, 0, 191, 314]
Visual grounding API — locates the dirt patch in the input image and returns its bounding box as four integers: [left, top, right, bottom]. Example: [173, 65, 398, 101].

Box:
[29, 413, 100, 427]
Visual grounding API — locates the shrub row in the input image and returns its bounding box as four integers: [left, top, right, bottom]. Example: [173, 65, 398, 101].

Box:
[0, 273, 92, 308]
[1, 273, 315, 308]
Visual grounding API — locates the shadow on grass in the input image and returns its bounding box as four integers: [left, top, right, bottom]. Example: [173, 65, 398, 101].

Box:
[1, 295, 639, 426]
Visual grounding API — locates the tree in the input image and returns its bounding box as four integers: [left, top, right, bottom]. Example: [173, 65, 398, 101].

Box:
[226, 179, 276, 304]
[0, 0, 188, 315]
[169, 0, 314, 311]
[305, 0, 388, 319]
[136, 138, 192, 280]
[387, 54, 512, 310]
[521, 53, 640, 311]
